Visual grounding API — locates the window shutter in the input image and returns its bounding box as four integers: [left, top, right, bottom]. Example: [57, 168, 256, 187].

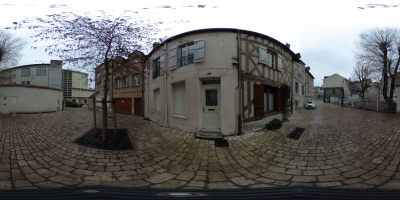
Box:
[277, 88, 283, 112]
[160, 53, 165, 75]
[277, 55, 283, 71]
[193, 38, 205, 63]
[254, 84, 264, 117]
[169, 46, 177, 70]
[258, 46, 267, 65]
[298, 66, 302, 76]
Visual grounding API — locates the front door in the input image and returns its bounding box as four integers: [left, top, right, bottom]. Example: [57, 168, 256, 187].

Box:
[134, 98, 142, 116]
[202, 86, 220, 129]
[0, 97, 10, 114]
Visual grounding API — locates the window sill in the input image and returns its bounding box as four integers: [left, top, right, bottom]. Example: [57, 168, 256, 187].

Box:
[171, 114, 188, 119]
[131, 85, 141, 87]
[153, 111, 161, 114]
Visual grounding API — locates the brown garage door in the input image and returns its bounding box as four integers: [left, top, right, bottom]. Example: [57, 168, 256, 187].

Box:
[134, 98, 142, 116]
[114, 98, 132, 115]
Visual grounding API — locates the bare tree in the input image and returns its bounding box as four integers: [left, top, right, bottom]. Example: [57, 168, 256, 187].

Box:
[351, 56, 375, 99]
[8, 10, 164, 142]
[354, 27, 400, 100]
[0, 30, 27, 83]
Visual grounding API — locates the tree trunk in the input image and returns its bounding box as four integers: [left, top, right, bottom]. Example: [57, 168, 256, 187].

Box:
[102, 61, 109, 143]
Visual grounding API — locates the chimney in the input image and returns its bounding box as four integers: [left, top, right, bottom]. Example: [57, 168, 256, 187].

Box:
[305, 66, 310, 71]
[153, 42, 160, 50]
[296, 53, 301, 58]
[285, 43, 290, 49]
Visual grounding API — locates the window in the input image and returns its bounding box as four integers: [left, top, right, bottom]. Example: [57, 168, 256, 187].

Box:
[169, 39, 204, 70]
[154, 89, 160, 112]
[12, 82, 16, 84]
[254, 84, 279, 117]
[152, 57, 161, 79]
[21, 81, 25, 84]
[258, 46, 277, 68]
[302, 85, 305, 95]
[115, 79, 120, 88]
[173, 82, 186, 115]
[132, 75, 140, 86]
[26, 81, 30, 85]
[37, 67, 46, 76]
[267, 51, 276, 68]
[295, 82, 299, 94]
[332, 88, 335, 94]
[22, 68, 30, 77]
[178, 43, 194, 67]
[123, 76, 129, 88]
[10, 74, 16, 78]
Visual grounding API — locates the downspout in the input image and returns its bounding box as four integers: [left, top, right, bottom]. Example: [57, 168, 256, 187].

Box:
[164, 43, 168, 127]
[237, 29, 242, 136]
[291, 61, 294, 115]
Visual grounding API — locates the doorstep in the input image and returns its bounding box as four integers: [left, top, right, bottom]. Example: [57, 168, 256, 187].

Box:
[196, 128, 223, 139]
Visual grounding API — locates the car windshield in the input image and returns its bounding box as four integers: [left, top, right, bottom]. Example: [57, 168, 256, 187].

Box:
[1, 0, 400, 198]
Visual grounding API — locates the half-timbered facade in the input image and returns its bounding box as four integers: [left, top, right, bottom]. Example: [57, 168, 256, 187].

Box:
[145, 28, 307, 137]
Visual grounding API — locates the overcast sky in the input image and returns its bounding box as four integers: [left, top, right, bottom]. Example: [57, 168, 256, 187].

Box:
[1, 0, 400, 87]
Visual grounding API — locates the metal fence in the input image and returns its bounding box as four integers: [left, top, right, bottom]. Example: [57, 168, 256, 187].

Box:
[329, 98, 397, 113]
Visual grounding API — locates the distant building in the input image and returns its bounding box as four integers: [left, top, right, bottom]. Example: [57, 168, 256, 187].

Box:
[305, 67, 315, 102]
[1, 60, 62, 89]
[323, 73, 350, 103]
[0, 60, 63, 114]
[62, 69, 94, 105]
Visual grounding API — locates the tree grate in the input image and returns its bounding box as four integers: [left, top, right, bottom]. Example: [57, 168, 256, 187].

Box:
[287, 127, 306, 140]
[74, 128, 134, 150]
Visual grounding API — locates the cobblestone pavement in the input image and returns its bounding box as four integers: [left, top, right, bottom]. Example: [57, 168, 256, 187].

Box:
[1, 100, 400, 190]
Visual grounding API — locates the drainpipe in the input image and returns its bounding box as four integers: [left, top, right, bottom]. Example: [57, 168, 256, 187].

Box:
[237, 29, 242, 135]
[291, 61, 294, 115]
[164, 43, 168, 127]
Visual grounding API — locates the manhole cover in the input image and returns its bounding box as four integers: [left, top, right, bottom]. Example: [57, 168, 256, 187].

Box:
[287, 127, 306, 140]
[215, 139, 229, 147]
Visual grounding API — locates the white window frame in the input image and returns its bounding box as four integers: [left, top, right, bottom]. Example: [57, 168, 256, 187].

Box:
[115, 79, 120, 88]
[173, 82, 186, 115]
[178, 43, 194, 67]
[154, 89, 160, 112]
[26, 81, 30, 85]
[132, 74, 141, 86]
[22, 68, 30, 77]
[10, 73, 16, 78]
[37, 67, 46, 76]
[123, 76, 129, 88]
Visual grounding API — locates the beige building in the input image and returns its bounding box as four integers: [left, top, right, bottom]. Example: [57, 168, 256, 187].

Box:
[94, 51, 144, 116]
[323, 73, 351, 103]
[62, 69, 94, 105]
[145, 28, 307, 138]
[305, 67, 315, 102]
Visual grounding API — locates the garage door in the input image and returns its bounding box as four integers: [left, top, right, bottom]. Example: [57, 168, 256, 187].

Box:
[114, 98, 132, 115]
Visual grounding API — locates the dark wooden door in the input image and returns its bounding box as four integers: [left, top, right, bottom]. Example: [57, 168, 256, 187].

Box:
[134, 98, 142, 116]
[114, 98, 132, 115]
[254, 84, 264, 117]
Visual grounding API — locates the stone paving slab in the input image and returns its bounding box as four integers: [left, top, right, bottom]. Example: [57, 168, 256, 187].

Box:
[0, 101, 400, 190]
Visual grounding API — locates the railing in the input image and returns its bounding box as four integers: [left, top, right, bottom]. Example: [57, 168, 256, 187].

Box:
[330, 98, 397, 113]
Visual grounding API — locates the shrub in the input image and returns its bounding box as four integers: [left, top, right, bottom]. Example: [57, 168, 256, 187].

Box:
[65, 100, 79, 107]
[265, 118, 283, 130]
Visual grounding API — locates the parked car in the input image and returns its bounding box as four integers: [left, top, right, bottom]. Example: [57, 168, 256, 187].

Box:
[306, 101, 316, 109]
